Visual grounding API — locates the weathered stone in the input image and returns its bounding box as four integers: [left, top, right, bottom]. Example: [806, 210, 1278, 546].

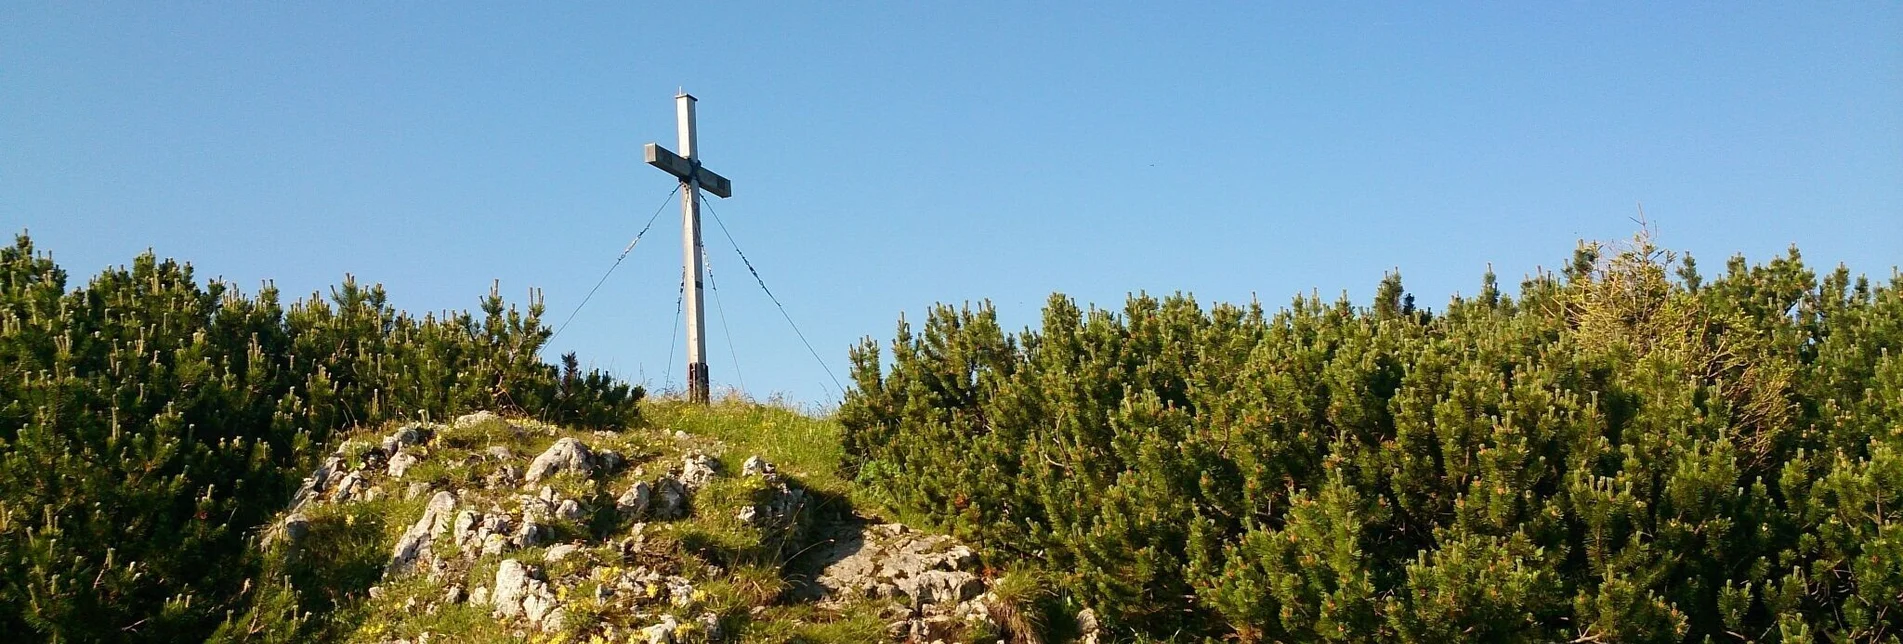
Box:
[540, 607, 568, 633]
[387, 491, 457, 576]
[525, 438, 595, 483]
[521, 590, 556, 624]
[520, 495, 555, 523]
[291, 456, 344, 509]
[1077, 608, 1102, 644]
[387, 452, 421, 478]
[679, 452, 720, 489]
[666, 575, 697, 607]
[490, 559, 555, 621]
[696, 612, 722, 640]
[640, 615, 680, 644]
[279, 513, 309, 544]
[405, 481, 432, 500]
[383, 423, 433, 453]
[616, 481, 653, 517]
[543, 544, 581, 563]
[556, 499, 584, 522]
[443, 585, 466, 605]
[486, 445, 513, 460]
[742, 455, 775, 478]
[896, 570, 983, 606]
[653, 477, 688, 519]
[330, 470, 369, 502]
[486, 465, 521, 488]
[482, 533, 511, 557]
[804, 521, 988, 610]
[736, 505, 760, 525]
[596, 449, 625, 473]
[454, 410, 502, 430]
[511, 520, 548, 549]
[452, 510, 480, 546]
[955, 594, 997, 631]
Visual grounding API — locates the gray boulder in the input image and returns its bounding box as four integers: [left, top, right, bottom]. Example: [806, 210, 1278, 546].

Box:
[679, 452, 720, 490]
[387, 491, 457, 576]
[387, 452, 421, 478]
[525, 438, 595, 483]
[616, 481, 653, 517]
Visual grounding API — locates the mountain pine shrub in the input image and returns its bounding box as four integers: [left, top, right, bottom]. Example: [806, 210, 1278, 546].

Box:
[840, 235, 1903, 642]
[0, 234, 642, 641]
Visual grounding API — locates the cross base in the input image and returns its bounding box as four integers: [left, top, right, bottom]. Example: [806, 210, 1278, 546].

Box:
[687, 362, 710, 404]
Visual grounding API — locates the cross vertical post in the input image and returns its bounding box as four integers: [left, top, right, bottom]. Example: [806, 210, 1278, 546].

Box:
[646, 90, 733, 404]
[678, 93, 708, 404]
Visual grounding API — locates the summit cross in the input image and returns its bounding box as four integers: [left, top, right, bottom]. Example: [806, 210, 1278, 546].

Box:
[645, 91, 732, 404]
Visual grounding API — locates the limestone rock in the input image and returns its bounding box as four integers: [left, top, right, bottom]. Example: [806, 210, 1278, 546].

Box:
[696, 612, 722, 640]
[482, 533, 511, 557]
[387, 491, 458, 576]
[486, 465, 521, 488]
[1078, 607, 1102, 644]
[382, 423, 433, 453]
[279, 513, 309, 544]
[616, 481, 653, 517]
[805, 522, 987, 612]
[454, 411, 502, 430]
[742, 455, 776, 479]
[490, 559, 557, 623]
[387, 452, 421, 478]
[543, 544, 581, 563]
[556, 499, 584, 522]
[653, 477, 689, 519]
[330, 470, 369, 502]
[291, 456, 343, 509]
[679, 452, 720, 490]
[525, 438, 595, 483]
[511, 520, 548, 549]
[640, 615, 680, 644]
[596, 448, 625, 473]
[519, 494, 555, 523]
[540, 606, 568, 633]
[896, 570, 983, 606]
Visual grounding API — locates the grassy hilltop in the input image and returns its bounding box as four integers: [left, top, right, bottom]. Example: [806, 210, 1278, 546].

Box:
[219, 401, 959, 643]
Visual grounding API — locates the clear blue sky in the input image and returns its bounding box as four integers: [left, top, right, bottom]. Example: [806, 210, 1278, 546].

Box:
[5, 4, 1900, 406]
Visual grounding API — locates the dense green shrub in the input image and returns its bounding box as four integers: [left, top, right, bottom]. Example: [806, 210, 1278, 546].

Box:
[841, 236, 1903, 642]
[0, 234, 642, 642]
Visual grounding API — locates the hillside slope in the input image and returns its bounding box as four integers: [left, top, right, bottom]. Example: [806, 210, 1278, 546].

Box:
[217, 403, 1018, 643]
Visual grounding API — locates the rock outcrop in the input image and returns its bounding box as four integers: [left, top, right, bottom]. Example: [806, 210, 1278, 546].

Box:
[525, 437, 594, 483]
[266, 410, 1000, 643]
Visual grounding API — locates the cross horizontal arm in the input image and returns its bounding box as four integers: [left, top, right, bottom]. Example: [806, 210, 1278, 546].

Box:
[644, 143, 733, 198]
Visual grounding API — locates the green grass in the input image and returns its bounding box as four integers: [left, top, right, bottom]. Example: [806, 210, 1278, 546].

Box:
[228, 402, 937, 644]
[641, 399, 852, 498]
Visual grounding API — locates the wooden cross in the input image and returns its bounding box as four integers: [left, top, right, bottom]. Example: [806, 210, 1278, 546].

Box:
[645, 91, 732, 403]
